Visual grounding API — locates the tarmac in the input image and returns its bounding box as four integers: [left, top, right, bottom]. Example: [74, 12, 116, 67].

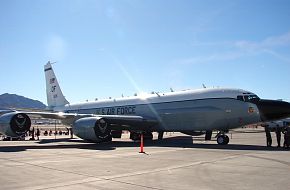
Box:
[0, 129, 289, 190]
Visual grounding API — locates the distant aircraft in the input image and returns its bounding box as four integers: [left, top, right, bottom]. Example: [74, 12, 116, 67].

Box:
[1, 61, 290, 145]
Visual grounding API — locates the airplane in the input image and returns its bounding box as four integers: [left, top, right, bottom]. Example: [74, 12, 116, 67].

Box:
[1, 61, 290, 145]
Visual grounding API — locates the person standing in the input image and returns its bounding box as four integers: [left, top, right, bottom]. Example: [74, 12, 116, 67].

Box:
[30, 127, 35, 140]
[283, 127, 290, 149]
[265, 125, 272, 147]
[70, 128, 73, 139]
[36, 128, 40, 140]
[49, 129, 52, 136]
[275, 125, 281, 147]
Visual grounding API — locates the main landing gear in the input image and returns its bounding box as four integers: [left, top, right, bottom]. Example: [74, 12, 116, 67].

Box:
[158, 132, 164, 140]
[216, 131, 229, 145]
[130, 131, 164, 141]
[130, 131, 153, 141]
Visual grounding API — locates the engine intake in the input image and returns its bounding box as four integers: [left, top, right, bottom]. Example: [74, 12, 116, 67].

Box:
[73, 117, 112, 142]
[0, 112, 31, 137]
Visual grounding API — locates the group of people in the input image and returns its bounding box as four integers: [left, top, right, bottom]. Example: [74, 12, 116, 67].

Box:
[28, 127, 40, 140]
[28, 127, 74, 140]
[43, 129, 70, 136]
[265, 125, 290, 149]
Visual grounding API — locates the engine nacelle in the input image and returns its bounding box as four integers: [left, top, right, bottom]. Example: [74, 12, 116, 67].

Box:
[73, 117, 112, 142]
[0, 112, 31, 137]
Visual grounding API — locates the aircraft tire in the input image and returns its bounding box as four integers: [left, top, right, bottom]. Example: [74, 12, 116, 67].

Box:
[144, 132, 153, 140]
[130, 131, 153, 141]
[130, 132, 140, 141]
[217, 135, 229, 145]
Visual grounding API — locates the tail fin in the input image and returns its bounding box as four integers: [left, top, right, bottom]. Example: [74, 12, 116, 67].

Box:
[44, 61, 69, 109]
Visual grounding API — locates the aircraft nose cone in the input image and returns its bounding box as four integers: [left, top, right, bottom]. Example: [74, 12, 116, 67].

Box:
[256, 99, 290, 122]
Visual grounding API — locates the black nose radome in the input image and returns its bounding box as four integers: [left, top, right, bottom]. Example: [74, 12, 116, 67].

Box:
[256, 99, 290, 122]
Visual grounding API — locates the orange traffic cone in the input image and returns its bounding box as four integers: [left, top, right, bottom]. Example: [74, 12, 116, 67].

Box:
[139, 133, 145, 153]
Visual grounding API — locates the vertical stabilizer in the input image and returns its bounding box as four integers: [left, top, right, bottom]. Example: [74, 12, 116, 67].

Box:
[44, 61, 69, 109]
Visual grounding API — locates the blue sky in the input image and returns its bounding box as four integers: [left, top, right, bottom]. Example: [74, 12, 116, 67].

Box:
[0, 0, 290, 104]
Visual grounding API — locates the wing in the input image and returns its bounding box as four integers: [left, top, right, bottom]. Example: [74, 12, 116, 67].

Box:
[19, 111, 158, 130]
[0, 110, 158, 139]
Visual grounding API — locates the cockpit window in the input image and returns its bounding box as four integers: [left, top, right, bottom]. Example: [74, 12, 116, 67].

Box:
[247, 95, 260, 102]
[237, 95, 260, 102]
[237, 95, 244, 101]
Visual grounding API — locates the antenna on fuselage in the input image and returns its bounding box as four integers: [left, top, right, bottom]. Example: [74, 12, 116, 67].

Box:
[170, 88, 174, 92]
[48, 61, 57, 65]
[155, 92, 161, 97]
[202, 84, 206, 88]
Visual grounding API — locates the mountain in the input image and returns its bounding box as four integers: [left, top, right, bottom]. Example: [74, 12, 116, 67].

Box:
[0, 93, 46, 109]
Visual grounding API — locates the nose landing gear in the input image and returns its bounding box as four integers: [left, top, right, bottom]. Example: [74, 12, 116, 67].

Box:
[216, 131, 229, 145]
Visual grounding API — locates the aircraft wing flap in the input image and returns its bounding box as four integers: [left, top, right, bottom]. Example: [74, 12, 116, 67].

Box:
[21, 111, 88, 120]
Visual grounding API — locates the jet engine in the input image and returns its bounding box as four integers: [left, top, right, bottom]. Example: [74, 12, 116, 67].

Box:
[73, 117, 112, 142]
[0, 112, 31, 137]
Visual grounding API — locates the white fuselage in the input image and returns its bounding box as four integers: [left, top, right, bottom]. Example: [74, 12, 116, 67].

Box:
[54, 88, 262, 131]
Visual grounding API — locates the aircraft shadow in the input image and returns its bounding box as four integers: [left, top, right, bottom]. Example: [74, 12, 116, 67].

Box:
[151, 136, 286, 151]
[0, 136, 287, 152]
[0, 138, 116, 152]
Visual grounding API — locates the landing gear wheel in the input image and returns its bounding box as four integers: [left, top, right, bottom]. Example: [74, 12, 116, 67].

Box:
[130, 132, 140, 141]
[130, 131, 153, 141]
[144, 132, 153, 141]
[217, 135, 229, 145]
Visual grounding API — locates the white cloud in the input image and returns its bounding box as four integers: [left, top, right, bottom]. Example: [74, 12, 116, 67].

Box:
[262, 49, 290, 63]
[262, 32, 290, 47]
[45, 35, 67, 61]
[184, 32, 290, 65]
[178, 51, 245, 65]
[191, 41, 232, 47]
[235, 32, 290, 50]
[234, 32, 290, 63]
